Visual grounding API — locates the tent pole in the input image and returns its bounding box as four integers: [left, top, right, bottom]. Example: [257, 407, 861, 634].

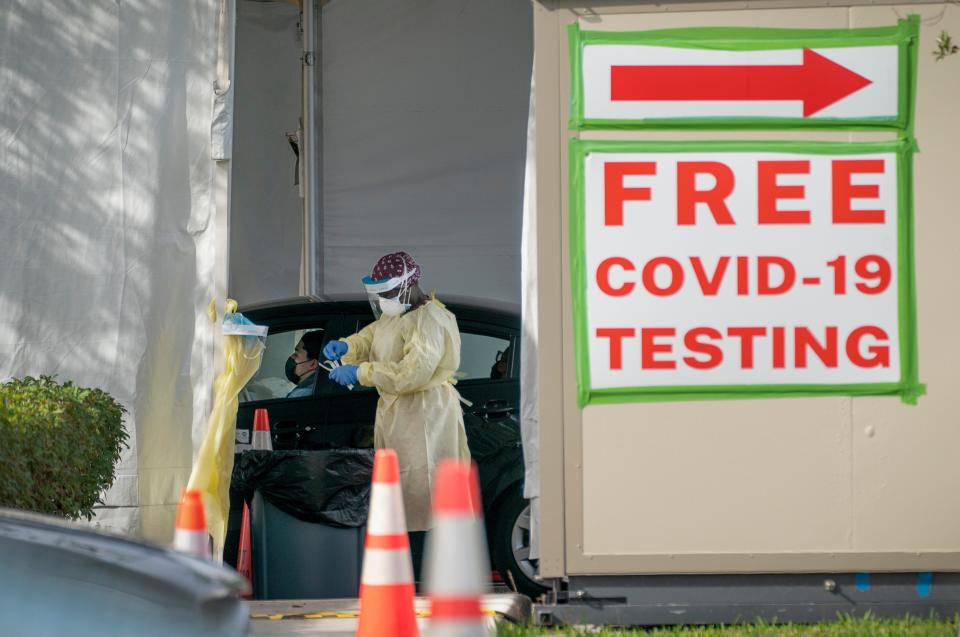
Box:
[300, 0, 322, 297]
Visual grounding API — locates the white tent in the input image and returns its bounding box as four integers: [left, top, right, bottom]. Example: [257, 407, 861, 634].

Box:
[0, 0, 229, 541]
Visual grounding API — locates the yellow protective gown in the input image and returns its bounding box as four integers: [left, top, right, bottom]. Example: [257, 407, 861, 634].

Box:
[341, 298, 470, 531]
[188, 300, 265, 559]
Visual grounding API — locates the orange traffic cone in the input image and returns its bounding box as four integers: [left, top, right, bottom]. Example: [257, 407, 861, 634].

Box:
[356, 449, 419, 637]
[424, 460, 492, 637]
[252, 407, 273, 451]
[174, 489, 211, 560]
[236, 502, 252, 597]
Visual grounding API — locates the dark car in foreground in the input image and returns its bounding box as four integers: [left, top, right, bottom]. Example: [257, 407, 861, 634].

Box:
[0, 508, 248, 637]
[228, 295, 544, 597]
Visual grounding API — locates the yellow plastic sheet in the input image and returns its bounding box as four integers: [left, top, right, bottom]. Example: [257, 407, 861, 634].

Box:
[188, 299, 266, 558]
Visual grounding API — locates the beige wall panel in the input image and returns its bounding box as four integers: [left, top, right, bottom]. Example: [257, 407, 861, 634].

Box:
[534, 1, 570, 578]
[845, 4, 960, 551]
[582, 399, 853, 554]
[541, 1, 960, 573]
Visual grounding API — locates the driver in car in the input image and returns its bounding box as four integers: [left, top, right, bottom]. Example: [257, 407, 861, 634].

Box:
[285, 330, 323, 398]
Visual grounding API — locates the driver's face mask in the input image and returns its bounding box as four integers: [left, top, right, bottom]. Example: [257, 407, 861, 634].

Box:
[285, 356, 312, 384]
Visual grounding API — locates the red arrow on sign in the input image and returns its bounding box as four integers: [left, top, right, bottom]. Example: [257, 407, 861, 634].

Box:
[610, 49, 872, 117]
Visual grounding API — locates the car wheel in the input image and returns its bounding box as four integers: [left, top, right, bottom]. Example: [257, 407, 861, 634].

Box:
[489, 487, 548, 599]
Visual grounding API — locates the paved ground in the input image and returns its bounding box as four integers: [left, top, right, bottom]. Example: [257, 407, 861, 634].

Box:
[251, 616, 440, 636]
[247, 594, 528, 636]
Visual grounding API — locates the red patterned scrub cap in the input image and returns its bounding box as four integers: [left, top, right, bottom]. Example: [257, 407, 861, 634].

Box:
[371, 251, 422, 284]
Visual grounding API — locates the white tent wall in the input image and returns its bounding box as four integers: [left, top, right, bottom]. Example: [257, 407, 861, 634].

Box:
[0, 0, 223, 542]
[319, 0, 532, 303]
[228, 0, 303, 305]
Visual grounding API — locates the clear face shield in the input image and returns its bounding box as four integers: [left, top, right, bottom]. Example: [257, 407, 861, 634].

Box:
[362, 269, 417, 319]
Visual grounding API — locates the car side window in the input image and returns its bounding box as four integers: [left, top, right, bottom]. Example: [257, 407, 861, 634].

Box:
[460, 332, 513, 381]
[240, 327, 326, 403]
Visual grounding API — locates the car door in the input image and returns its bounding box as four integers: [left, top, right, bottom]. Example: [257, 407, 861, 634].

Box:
[236, 316, 348, 450]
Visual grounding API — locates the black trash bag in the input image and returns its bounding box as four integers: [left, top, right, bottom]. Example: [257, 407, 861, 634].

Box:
[232, 449, 374, 528]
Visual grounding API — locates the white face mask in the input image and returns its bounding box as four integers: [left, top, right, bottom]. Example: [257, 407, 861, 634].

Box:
[379, 297, 410, 317]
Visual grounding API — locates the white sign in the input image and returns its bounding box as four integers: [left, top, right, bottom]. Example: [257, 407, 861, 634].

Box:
[568, 20, 918, 129]
[582, 45, 897, 121]
[571, 141, 916, 402]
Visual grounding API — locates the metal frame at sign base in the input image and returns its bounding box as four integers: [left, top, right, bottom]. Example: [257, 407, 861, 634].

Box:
[569, 138, 924, 407]
[536, 573, 960, 626]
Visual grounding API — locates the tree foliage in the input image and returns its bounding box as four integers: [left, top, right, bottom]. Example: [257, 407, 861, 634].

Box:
[0, 376, 128, 520]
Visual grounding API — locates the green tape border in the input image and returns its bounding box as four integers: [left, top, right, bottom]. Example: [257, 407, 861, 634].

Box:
[569, 138, 924, 407]
[568, 16, 919, 131]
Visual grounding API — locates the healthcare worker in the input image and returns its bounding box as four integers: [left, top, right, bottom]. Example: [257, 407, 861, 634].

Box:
[324, 251, 470, 538]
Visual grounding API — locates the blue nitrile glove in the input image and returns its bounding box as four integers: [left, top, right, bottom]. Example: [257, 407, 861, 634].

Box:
[323, 339, 348, 361]
[330, 364, 359, 387]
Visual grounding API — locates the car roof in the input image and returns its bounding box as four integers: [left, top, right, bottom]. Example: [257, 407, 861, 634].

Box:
[238, 293, 520, 327]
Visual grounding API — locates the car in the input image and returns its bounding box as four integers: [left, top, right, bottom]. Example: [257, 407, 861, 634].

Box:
[0, 508, 249, 637]
[226, 294, 545, 598]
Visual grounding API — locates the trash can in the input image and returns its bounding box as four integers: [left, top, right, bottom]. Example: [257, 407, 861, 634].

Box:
[232, 449, 374, 600]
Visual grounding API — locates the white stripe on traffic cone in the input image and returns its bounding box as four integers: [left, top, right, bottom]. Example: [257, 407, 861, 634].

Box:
[356, 449, 419, 637]
[425, 460, 492, 637]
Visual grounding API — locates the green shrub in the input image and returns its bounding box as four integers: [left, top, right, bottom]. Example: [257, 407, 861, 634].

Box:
[0, 376, 129, 520]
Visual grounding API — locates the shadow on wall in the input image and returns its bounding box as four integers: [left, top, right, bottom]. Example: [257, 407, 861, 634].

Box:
[0, 0, 220, 539]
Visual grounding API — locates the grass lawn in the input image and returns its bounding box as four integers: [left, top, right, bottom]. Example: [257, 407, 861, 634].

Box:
[497, 615, 959, 636]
